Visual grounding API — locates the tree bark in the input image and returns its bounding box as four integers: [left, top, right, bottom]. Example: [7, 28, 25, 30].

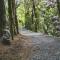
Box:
[0, 0, 6, 36]
[12, 0, 19, 34]
[8, 0, 14, 40]
[57, 0, 60, 16]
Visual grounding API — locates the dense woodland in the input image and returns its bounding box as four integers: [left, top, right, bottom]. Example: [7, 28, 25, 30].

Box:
[0, 0, 60, 43]
[17, 0, 60, 37]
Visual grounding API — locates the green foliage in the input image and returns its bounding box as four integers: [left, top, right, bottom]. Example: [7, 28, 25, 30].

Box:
[17, 0, 60, 36]
[17, 3, 25, 26]
[35, 0, 58, 36]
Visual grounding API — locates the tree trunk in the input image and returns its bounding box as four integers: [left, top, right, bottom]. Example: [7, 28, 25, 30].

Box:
[8, 0, 14, 40]
[32, 0, 38, 32]
[57, 0, 60, 16]
[0, 0, 6, 36]
[12, 0, 19, 34]
[15, 11, 19, 34]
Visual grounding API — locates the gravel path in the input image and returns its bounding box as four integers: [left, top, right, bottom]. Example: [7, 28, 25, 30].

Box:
[30, 36, 60, 60]
[20, 29, 60, 60]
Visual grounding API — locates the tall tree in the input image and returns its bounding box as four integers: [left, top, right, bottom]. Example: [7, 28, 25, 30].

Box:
[8, 0, 14, 40]
[12, 0, 19, 34]
[32, 0, 39, 32]
[8, 0, 19, 39]
[0, 0, 6, 36]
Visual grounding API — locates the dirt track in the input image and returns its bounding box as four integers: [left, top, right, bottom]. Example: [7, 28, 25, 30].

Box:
[0, 35, 32, 60]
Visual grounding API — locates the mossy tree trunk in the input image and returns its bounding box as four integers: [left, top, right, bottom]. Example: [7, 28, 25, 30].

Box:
[32, 0, 39, 32]
[8, 0, 14, 40]
[8, 0, 19, 40]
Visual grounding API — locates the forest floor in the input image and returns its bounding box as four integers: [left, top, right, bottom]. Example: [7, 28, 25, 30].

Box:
[0, 34, 32, 60]
[0, 29, 60, 60]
